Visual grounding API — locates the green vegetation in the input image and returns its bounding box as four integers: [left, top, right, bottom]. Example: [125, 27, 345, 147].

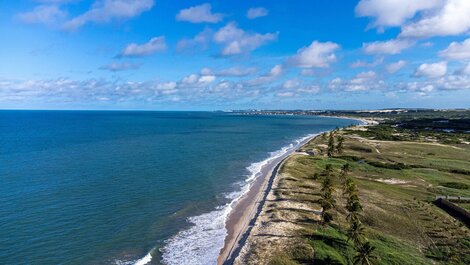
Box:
[262, 115, 470, 265]
[440, 182, 470, 190]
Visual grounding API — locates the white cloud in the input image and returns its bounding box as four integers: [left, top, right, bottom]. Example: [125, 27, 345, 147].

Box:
[276, 92, 294, 97]
[287, 40, 339, 68]
[18, 5, 67, 24]
[282, 79, 301, 89]
[176, 3, 223, 23]
[119, 37, 166, 57]
[246, 7, 268, 19]
[456, 63, 470, 75]
[246, 64, 283, 86]
[297, 85, 320, 94]
[386, 60, 406, 73]
[439, 38, 470, 60]
[63, 0, 154, 30]
[356, 0, 442, 29]
[350, 57, 383, 68]
[363, 39, 413, 54]
[300, 69, 316, 76]
[176, 28, 213, 52]
[180, 74, 216, 87]
[213, 22, 277, 56]
[402, 74, 470, 96]
[414, 62, 447, 78]
[400, 0, 470, 38]
[328, 71, 383, 92]
[202, 67, 257, 77]
[100, 62, 140, 71]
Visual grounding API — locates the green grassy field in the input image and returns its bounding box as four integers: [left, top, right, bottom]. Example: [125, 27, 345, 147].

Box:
[265, 122, 470, 265]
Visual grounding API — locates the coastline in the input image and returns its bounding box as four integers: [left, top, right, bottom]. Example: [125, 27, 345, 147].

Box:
[217, 134, 318, 265]
[217, 117, 367, 265]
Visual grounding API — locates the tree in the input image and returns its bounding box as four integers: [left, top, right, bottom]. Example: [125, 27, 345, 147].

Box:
[346, 193, 363, 222]
[353, 241, 378, 265]
[336, 135, 345, 154]
[339, 163, 350, 181]
[324, 164, 333, 177]
[347, 218, 366, 245]
[327, 133, 336, 157]
[342, 178, 356, 196]
[320, 174, 336, 225]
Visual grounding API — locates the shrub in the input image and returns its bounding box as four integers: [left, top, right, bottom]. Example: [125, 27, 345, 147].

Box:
[440, 182, 469, 190]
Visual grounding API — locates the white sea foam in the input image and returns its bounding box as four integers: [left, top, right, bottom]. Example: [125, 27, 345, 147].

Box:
[133, 253, 153, 265]
[153, 133, 319, 265]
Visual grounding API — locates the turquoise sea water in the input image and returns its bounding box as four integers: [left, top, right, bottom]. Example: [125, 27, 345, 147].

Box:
[0, 111, 358, 265]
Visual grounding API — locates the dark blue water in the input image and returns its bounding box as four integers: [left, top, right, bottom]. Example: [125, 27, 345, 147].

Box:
[0, 111, 358, 265]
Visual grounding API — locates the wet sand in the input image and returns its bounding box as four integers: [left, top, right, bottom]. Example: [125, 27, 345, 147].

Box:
[217, 135, 317, 265]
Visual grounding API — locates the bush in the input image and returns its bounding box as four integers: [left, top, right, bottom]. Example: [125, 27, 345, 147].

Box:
[440, 182, 470, 190]
[268, 254, 299, 265]
[367, 161, 412, 170]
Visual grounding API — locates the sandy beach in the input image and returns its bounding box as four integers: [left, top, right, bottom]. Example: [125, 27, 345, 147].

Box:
[217, 116, 369, 265]
[217, 134, 318, 265]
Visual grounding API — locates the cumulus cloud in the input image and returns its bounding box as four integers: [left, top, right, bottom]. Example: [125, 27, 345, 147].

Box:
[180, 74, 216, 87]
[18, 5, 67, 24]
[401, 74, 470, 96]
[414, 62, 447, 78]
[287, 40, 339, 68]
[276, 79, 320, 97]
[100, 62, 140, 72]
[328, 71, 384, 92]
[0, 76, 260, 105]
[246, 64, 283, 86]
[176, 3, 223, 23]
[456, 63, 470, 75]
[213, 22, 278, 56]
[118, 37, 166, 57]
[355, 0, 442, 29]
[350, 57, 383, 68]
[201, 67, 257, 77]
[439, 38, 470, 60]
[363, 39, 414, 54]
[386, 60, 406, 73]
[282, 79, 301, 89]
[246, 7, 268, 19]
[177, 28, 213, 52]
[63, 0, 154, 30]
[400, 0, 470, 38]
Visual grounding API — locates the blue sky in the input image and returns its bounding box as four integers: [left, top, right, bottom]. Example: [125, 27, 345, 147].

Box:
[1, 0, 470, 110]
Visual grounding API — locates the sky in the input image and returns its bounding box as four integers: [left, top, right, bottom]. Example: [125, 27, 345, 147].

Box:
[1, 0, 470, 110]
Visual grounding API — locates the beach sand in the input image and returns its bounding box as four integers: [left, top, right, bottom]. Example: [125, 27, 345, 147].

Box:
[217, 135, 316, 265]
[218, 117, 368, 264]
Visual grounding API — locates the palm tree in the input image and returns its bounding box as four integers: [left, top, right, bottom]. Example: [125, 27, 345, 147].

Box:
[339, 163, 350, 183]
[346, 196, 363, 222]
[336, 135, 345, 154]
[353, 241, 377, 265]
[341, 163, 350, 176]
[320, 174, 336, 224]
[327, 133, 335, 157]
[347, 219, 365, 245]
[342, 178, 357, 196]
[324, 164, 333, 177]
[320, 193, 335, 224]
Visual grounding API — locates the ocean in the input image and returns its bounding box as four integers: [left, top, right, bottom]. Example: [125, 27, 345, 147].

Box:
[0, 111, 359, 265]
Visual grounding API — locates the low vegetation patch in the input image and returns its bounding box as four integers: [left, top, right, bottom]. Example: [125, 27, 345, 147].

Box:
[440, 182, 470, 190]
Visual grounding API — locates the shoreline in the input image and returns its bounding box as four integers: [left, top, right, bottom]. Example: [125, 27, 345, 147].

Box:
[217, 134, 319, 265]
[217, 117, 366, 265]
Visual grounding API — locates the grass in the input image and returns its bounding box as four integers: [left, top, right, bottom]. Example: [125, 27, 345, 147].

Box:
[261, 120, 470, 265]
